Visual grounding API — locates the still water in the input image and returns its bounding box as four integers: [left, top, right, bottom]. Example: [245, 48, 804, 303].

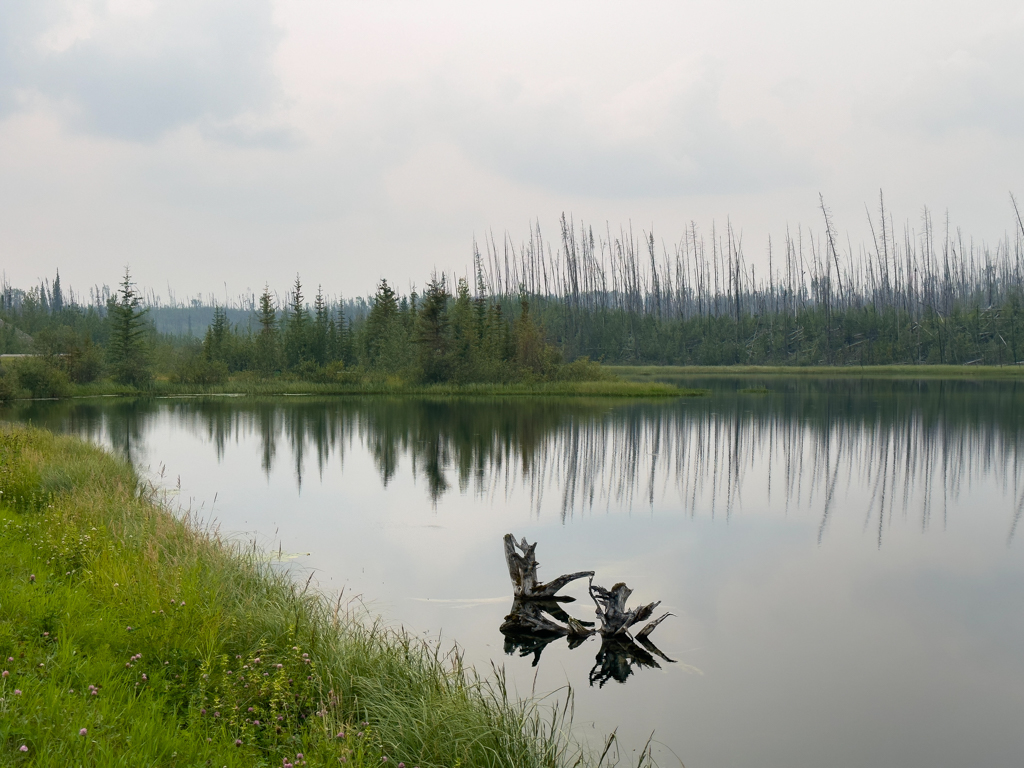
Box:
[4, 379, 1024, 767]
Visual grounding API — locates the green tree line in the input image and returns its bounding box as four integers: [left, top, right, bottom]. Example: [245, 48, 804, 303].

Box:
[1, 269, 596, 398]
[180, 274, 573, 385]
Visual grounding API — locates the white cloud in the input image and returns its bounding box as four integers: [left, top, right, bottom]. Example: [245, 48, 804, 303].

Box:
[443, 60, 813, 198]
[1, 0, 284, 142]
[887, 16, 1024, 137]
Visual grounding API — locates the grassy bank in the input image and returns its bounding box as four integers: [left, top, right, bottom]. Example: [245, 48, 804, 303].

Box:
[0, 424, 587, 767]
[606, 364, 1024, 379]
[7, 374, 701, 400]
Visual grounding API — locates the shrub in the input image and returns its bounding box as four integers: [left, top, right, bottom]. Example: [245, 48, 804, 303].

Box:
[12, 356, 72, 398]
[554, 356, 610, 382]
[289, 360, 361, 384]
[0, 366, 15, 401]
[171, 355, 229, 386]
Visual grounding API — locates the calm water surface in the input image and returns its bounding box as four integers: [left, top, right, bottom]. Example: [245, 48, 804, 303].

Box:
[4, 379, 1024, 768]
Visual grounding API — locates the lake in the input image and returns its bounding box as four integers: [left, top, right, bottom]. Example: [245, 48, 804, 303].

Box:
[4, 377, 1023, 768]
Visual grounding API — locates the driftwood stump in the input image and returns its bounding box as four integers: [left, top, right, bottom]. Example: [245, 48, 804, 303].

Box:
[503, 534, 594, 599]
[500, 535, 595, 663]
[500, 598, 594, 665]
[589, 579, 672, 640]
[499, 534, 674, 677]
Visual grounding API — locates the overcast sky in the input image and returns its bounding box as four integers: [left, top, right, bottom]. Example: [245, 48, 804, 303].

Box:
[1, 0, 1023, 301]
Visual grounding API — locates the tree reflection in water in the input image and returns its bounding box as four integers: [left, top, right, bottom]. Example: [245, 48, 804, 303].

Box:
[5, 379, 1024, 547]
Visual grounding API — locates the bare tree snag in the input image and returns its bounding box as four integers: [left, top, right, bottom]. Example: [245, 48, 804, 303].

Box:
[589, 579, 672, 640]
[503, 534, 593, 599]
[499, 534, 674, 678]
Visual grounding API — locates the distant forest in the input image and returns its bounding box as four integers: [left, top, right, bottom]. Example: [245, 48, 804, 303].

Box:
[3, 194, 1024, 394]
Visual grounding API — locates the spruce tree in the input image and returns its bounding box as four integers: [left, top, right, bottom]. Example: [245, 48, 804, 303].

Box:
[203, 305, 229, 362]
[51, 270, 64, 314]
[364, 279, 404, 370]
[284, 275, 309, 369]
[255, 286, 280, 376]
[416, 276, 452, 382]
[107, 267, 151, 387]
[449, 278, 477, 381]
[311, 286, 329, 366]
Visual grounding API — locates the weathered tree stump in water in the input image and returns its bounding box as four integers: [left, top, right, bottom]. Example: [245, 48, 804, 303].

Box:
[500, 535, 596, 662]
[499, 533, 674, 676]
[500, 598, 594, 665]
[588, 579, 672, 640]
[503, 534, 594, 599]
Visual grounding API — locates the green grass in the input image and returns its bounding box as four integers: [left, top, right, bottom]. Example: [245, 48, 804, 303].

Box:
[34, 377, 703, 400]
[0, 424, 595, 767]
[606, 364, 1024, 379]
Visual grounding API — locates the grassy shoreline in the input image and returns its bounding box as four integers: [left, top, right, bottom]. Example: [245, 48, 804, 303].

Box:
[607, 364, 1024, 379]
[7, 376, 702, 401]
[0, 424, 590, 767]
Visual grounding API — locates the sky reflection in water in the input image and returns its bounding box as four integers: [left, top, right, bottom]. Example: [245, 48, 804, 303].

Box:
[5, 382, 1024, 768]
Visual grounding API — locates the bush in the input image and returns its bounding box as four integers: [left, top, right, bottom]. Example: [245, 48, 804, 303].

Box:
[0, 366, 15, 401]
[66, 340, 104, 383]
[171, 355, 229, 386]
[554, 356, 610, 382]
[289, 360, 361, 384]
[12, 356, 72, 398]
[35, 327, 105, 384]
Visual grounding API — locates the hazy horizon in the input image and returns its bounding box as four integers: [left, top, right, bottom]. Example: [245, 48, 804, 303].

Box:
[2, 1, 1022, 298]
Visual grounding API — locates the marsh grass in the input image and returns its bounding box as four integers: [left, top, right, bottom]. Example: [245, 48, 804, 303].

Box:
[607, 364, 1024, 379]
[30, 377, 701, 400]
[0, 424, 599, 767]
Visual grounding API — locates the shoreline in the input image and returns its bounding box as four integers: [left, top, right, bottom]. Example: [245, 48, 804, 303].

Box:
[0, 423, 593, 767]
[3, 377, 703, 401]
[607, 363, 1024, 379]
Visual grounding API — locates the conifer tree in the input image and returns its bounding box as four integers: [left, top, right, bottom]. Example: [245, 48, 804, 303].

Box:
[284, 275, 309, 369]
[107, 267, 151, 387]
[513, 288, 556, 378]
[311, 286, 329, 366]
[364, 279, 407, 371]
[255, 286, 280, 375]
[203, 305, 229, 362]
[416, 276, 452, 382]
[51, 270, 64, 314]
[449, 278, 477, 381]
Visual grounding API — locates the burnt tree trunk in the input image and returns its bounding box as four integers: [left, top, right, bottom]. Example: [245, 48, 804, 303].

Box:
[589, 580, 672, 640]
[503, 534, 594, 599]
